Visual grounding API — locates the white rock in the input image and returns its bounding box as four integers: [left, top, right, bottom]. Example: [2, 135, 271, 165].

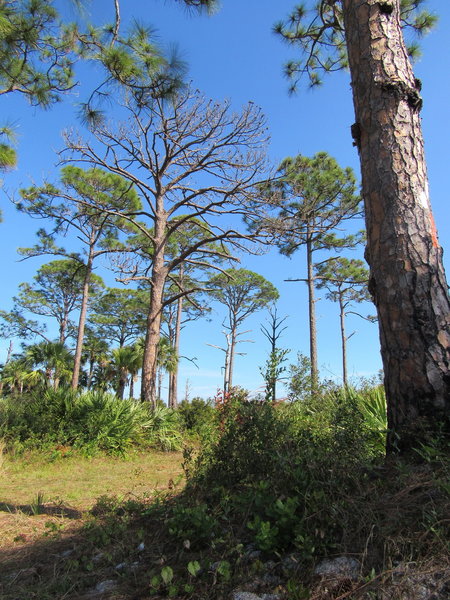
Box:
[314, 556, 360, 579]
[95, 579, 117, 593]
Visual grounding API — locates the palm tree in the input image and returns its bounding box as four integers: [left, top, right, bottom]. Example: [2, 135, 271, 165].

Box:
[81, 329, 111, 390]
[0, 358, 44, 395]
[110, 344, 143, 400]
[24, 341, 74, 390]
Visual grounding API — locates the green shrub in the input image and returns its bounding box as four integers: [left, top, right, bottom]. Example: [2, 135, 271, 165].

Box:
[167, 502, 218, 548]
[67, 391, 152, 454]
[186, 386, 387, 558]
[144, 405, 183, 451]
[177, 397, 215, 437]
[0, 389, 184, 455]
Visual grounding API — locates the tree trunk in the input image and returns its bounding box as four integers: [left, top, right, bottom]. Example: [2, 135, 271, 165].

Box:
[6, 341, 13, 364]
[130, 375, 137, 399]
[59, 316, 68, 345]
[72, 251, 94, 389]
[141, 231, 167, 408]
[157, 367, 163, 402]
[223, 332, 232, 395]
[306, 234, 319, 390]
[223, 346, 230, 395]
[116, 371, 127, 400]
[339, 294, 348, 387]
[228, 327, 237, 390]
[168, 290, 183, 408]
[342, 0, 450, 448]
[87, 356, 95, 389]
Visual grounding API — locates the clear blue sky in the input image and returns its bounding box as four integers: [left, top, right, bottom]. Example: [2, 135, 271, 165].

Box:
[1, 0, 449, 401]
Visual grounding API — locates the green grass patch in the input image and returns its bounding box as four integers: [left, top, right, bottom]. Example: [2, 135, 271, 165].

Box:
[1, 449, 183, 511]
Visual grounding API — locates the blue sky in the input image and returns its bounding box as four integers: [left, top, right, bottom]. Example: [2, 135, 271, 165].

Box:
[1, 0, 449, 401]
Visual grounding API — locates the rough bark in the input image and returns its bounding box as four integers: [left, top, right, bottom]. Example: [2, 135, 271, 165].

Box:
[342, 0, 450, 447]
[141, 222, 167, 407]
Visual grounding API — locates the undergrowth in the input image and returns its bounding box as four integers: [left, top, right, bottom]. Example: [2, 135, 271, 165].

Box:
[0, 389, 183, 455]
[1, 386, 449, 599]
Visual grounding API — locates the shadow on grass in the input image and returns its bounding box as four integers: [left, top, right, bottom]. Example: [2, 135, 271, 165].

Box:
[0, 504, 148, 600]
[0, 500, 82, 519]
[0, 488, 177, 600]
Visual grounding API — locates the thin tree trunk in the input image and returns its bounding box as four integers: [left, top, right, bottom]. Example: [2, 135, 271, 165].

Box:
[228, 327, 237, 390]
[157, 367, 163, 402]
[6, 341, 13, 364]
[141, 282, 165, 407]
[59, 317, 68, 345]
[87, 356, 95, 389]
[169, 290, 183, 408]
[223, 340, 230, 396]
[343, 0, 450, 448]
[306, 234, 319, 390]
[72, 251, 94, 389]
[339, 295, 348, 387]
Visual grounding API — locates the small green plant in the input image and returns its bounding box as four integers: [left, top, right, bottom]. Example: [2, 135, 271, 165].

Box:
[214, 560, 231, 582]
[177, 397, 215, 437]
[30, 491, 45, 515]
[286, 578, 310, 599]
[247, 517, 280, 552]
[44, 520, 64, 536]
[161, 565, 174, 585]
[167, 503, 217, 548]
[187, 560, 201, 577]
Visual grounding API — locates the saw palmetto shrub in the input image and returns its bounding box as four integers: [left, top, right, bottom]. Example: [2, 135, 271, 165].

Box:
[0, 389, 184, 455]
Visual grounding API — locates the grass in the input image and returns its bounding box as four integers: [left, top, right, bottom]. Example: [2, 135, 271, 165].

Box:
[0, 450, 183, 550]
[1, 449, 183, 509]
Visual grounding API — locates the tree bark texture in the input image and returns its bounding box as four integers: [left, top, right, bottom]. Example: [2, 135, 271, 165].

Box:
[141, 229, 167, 407]
[342, 0, 450, 446]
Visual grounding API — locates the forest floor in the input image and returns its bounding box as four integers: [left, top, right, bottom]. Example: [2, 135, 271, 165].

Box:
[0, 450, 184, 599]
[1, 448, 449, 600]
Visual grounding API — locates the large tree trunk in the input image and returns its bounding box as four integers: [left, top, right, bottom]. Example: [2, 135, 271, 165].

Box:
[342, 0, 450, 449]
[141, 232, 167, 408]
